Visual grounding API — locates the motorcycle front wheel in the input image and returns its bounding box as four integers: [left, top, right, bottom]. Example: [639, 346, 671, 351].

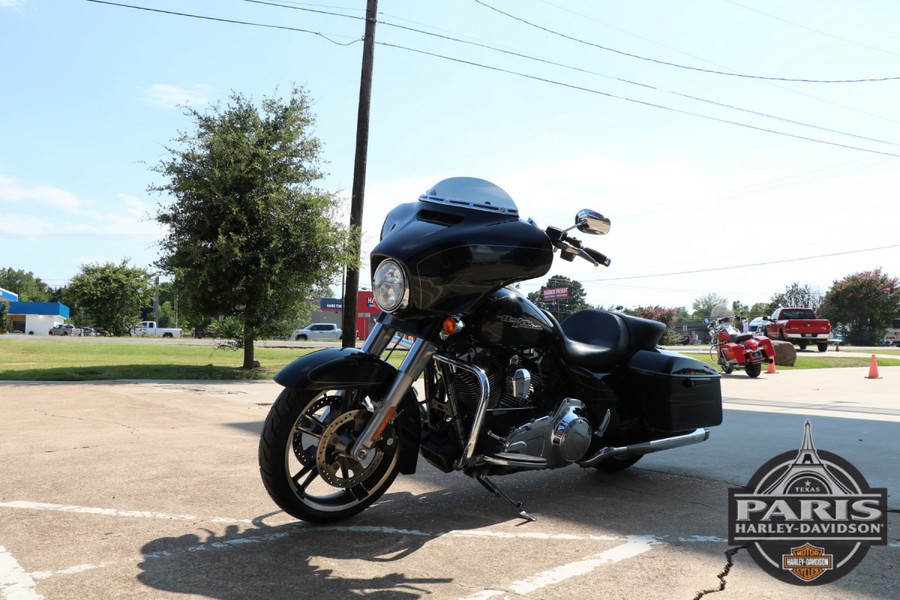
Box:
[258, 387, 402, 523]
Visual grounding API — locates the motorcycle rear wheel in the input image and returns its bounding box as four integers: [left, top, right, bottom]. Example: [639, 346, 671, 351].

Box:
[593, 454, 642, 471]
[258, 387, 402, 523]
[745, 361, 762, 378]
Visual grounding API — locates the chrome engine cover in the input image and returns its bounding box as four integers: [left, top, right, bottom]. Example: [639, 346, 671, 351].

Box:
[505, 398, 592, 467]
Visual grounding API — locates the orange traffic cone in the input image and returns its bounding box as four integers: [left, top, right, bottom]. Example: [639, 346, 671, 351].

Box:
[866, 354, 880, 379]
[767, 360, 777, 375]
[835, 343, 839, 352]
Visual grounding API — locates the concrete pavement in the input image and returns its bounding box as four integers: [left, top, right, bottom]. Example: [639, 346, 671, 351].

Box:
[1, 367, 898, 599]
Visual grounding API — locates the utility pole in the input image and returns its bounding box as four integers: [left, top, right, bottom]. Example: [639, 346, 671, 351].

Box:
[342, 0, 377, 349]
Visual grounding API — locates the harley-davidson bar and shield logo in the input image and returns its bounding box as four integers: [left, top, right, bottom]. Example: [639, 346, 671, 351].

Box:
[728, 421, 887, 585]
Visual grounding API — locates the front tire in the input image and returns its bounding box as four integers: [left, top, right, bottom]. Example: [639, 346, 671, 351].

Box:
[258, 387, 402, 523]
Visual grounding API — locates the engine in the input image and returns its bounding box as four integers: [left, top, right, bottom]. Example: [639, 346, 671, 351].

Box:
[504, 398, 593, 467]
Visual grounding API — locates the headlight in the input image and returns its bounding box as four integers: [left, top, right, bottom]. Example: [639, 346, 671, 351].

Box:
[372, 259, 409, 313]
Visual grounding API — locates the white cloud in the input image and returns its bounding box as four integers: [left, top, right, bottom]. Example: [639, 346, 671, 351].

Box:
[0, 0, 25, 9]
[140, 83, 216, 109]
[0, 176, 82, 212]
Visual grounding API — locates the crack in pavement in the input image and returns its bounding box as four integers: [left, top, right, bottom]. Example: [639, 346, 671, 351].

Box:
[692, 546, 742, 600]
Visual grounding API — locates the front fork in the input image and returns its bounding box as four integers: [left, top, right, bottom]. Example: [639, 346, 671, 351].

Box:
[349, 322, 436, 461]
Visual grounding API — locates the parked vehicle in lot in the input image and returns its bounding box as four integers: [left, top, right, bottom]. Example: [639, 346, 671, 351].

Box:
[747, 317, 768, 333]
[762, 307, 831, 352]
[707, 313, 775, 378]
[130, 321, 182, 338]
[48, 324, 75, 336]
[291, 323, 342, 341]
[258, 177, 723, 524]
[884, 318, 900, 347]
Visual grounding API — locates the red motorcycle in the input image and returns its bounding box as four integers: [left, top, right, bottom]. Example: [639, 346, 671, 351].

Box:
[707, 315, 775, 378]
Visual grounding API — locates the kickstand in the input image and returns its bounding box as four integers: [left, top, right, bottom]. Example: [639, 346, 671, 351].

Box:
[476, 475, 536, 522]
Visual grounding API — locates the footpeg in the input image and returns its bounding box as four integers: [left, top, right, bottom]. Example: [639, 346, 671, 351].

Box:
[476, 475, 535, 522]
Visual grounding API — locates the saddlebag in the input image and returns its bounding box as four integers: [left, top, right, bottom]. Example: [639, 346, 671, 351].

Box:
[625, 349, 723, 432]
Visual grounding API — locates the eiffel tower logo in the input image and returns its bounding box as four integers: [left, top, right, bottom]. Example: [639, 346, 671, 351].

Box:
[760, 420, 855, 496]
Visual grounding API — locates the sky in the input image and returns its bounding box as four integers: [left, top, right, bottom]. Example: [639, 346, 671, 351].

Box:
[1, 0, 899, 313]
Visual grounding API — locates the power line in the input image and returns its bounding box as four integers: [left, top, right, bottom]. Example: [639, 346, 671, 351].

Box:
[377, 41, 900, 160]
[584, 244, 900, 283]
[228, 1, 900, 151]
[85, 0, 361, 46]
[86, 0, 900, 158]
[473, 0, 900, 84]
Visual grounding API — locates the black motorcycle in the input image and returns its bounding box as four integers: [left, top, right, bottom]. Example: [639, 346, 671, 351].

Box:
[258, 177, 722, 522]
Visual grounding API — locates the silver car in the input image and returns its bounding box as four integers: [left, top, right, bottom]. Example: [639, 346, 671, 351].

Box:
[48, 324, 75, 336]
[291, 323, 342, 341]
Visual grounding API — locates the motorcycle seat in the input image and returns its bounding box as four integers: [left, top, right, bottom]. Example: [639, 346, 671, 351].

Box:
[732, 333, 754, 343]
[558, 310, 666, 370]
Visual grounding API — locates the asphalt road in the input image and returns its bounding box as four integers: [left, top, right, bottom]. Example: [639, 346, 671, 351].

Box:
[1, 366, 898, 599]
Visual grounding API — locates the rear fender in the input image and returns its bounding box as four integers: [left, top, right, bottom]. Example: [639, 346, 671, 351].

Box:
[274, 348, 421, 475]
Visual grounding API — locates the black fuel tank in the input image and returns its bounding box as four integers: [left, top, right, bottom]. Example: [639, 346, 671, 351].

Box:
[471, 288, 558, 348]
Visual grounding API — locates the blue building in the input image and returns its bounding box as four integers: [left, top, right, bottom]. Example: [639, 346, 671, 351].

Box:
[6, 301, 71, 335]
[0, 286, 17, 302]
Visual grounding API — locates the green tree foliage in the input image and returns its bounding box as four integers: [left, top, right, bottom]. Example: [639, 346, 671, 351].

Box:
[692, 293, 728, 319]
[0, 302, 8, 334]
[0, 268, 52, 301]
[748, 302, 769, 318]
[67, 260, 154, 336]
[767, 282, 823, 313]
[819, 268, 900, 345]
[151, 87, 348, 368]
[526, 275, 589, 321]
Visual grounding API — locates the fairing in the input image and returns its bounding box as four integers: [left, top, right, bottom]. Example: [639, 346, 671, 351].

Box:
[372, 179, 554, 316]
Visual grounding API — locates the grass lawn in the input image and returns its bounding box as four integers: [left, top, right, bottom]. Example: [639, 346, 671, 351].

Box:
[1, 337, 898, 381]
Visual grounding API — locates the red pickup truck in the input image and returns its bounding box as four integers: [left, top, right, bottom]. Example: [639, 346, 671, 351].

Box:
[762, 307, 831, 352]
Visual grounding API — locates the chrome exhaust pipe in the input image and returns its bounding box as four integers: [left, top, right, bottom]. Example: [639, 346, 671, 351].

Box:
[579, 428, 710, 468]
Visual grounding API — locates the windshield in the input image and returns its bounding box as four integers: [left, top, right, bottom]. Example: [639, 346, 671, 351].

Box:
[419, 177, 519, 217]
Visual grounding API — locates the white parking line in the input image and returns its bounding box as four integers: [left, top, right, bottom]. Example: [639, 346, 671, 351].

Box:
[0, 545, 43, 600]
[0, 501, 252, 524]
[459, 535, 658, 599]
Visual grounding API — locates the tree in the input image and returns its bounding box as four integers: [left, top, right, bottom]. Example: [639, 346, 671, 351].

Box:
[152, 87, 348, 368]
[819, 268, 899, 345]
[526, 275, 589, 321]
[0, 302, 8, 334]
[748, 302, 769, 318]
[767, 282, 823, 313]
[692, 293, 728, 319]
[67, 260, 154, 336]
[0, 268, 52, 301]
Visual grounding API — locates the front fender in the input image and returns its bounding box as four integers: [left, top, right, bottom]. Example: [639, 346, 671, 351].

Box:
[274, 347, 421, 475]
[274, 347, 397, 390]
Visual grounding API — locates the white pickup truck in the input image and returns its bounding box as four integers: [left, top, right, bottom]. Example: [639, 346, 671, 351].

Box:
[130, 321, 182, 338]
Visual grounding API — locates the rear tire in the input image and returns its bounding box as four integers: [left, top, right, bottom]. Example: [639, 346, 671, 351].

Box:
[594, 454, 642, 471]
[258, 387, 402, 523]
[745, 361, 762, 378]
[817, 342, 828, 352]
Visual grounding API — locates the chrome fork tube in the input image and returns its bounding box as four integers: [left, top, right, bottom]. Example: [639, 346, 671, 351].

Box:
[361, 321, 393, 357]
[350, 337, 436, 461]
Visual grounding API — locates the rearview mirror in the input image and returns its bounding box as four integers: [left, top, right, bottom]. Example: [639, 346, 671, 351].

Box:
[575, 209, 611, 235]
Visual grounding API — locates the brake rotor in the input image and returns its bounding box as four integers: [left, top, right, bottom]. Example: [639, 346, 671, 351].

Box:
[292, 395, 342, 465]
[315, 409, 384, 487]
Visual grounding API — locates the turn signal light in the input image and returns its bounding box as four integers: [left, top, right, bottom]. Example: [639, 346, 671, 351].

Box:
[441, 316, 464, 340]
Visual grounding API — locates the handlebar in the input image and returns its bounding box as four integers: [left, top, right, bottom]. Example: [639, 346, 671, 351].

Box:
[546, 226, 611, 267]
